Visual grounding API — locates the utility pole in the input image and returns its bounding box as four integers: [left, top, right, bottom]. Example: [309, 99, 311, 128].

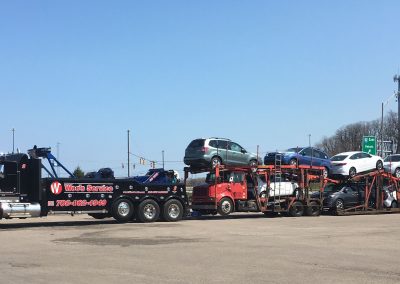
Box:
[308, 134, 311, 147]
[11, 128, 15, 154]
[162, 150, 165, 169]
[394, 75, 400, 153]
[57, 142, 60, 176]
[381, 102, 384, 157]
[127, 130, 130, 177]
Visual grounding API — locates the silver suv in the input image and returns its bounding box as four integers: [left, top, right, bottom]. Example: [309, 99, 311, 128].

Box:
[184, 138, 262, 168]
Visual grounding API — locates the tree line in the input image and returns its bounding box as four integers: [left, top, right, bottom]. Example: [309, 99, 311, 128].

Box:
[316, 111, 398, 157]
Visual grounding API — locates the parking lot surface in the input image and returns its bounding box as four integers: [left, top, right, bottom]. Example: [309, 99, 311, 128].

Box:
[1, 213, 400, 284]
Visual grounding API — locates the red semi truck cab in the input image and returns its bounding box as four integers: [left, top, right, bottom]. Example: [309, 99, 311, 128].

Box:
[191, 168, 261, 215]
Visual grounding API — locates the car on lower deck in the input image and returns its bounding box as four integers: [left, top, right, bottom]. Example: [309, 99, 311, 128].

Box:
[318, 183, 376, 214]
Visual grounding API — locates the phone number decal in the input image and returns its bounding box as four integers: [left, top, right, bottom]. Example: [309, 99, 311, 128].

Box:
[56, 199, 107, 207]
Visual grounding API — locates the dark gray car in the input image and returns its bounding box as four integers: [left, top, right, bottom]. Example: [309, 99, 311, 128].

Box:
[184, 138, 262, 168]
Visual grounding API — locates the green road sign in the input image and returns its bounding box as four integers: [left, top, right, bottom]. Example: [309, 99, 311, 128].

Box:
[362, 136, 376, 155]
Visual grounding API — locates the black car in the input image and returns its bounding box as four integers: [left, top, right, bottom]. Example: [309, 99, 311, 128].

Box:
[314, 183, 375, 214]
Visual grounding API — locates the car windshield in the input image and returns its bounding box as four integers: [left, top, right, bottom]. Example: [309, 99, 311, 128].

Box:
[384, 155, 400, 162]
[324, 184, 342, 193]
[331, 155, 348, 161]
[286, 147, 303, 153]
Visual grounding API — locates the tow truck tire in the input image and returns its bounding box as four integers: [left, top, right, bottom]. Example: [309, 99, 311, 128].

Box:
[112, 198, 134, 223]
[305, 201, 320, 216]
[137, 199, 160, 223]
[162, 199, 184, 222]
[218, 197, 234, 216]
[88, 213, 109, 219]
[289, 201, 304, 217]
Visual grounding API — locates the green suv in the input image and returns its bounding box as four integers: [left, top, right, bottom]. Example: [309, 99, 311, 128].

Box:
[184, 138, 262, 168]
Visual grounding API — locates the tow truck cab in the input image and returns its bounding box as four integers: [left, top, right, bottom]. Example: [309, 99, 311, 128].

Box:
[0, 147, 189, 223]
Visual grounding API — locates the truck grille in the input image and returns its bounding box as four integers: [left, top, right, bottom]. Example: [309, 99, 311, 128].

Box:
[193, 188, 208, 197]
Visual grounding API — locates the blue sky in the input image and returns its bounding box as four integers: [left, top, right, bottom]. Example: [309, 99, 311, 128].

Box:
[1, 1, 399, 177]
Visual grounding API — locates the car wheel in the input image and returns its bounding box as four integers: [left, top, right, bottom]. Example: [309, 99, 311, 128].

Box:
[249, 159, 258, 167]
[217, 197, 234, 216]
[376, 160, 383, 170]
[349, 167, 356, 178]
[334, 199, 344, 215]
[395, 168, 400, 178]
[112, 198, 134, 223]
[289, 159, 298, 166]
[162, 199, 184, 222]
[211, 156, 222, 168]
[289, 201, 304, 217]
[323, 167, 329, 178]
[391, 201, 398, 208]
[305, 201, 321, 216]
[137, 199, 160, 223]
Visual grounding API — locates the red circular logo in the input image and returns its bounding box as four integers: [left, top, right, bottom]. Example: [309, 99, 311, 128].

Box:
[50, 181, 63, 195]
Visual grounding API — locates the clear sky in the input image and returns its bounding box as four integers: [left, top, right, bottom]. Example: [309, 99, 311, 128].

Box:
[1, 0, 400, 177]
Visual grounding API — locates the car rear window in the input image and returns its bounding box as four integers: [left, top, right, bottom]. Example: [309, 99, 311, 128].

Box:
[187, 139, 205, 148]
[331, 155, 348, 161]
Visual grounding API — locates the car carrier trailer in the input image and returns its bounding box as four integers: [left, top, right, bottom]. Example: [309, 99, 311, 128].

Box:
[186, 163, 326, 217]
[0, 147, 188, 223]
[325, 170, 400, 216]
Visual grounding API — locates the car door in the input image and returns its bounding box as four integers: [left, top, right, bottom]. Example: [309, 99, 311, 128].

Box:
[359, 152, 373, 172]
[299, 147, 313, 166]
[228, 142, 245, 165]
[348, 153, 361, 173]
[346, 186, 360, 206]
[311, 149, 323, 167]
[215, 140, 229, 164]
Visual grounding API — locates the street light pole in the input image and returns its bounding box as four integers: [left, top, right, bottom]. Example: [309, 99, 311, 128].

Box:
[11, 128, 15, 154]
[394, 75, 400, 153]
[127, 130, 130, 177]
[162, 150, 165, 169]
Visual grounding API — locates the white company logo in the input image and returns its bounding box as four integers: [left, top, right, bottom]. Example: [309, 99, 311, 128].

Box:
[50, 181, 63, 195]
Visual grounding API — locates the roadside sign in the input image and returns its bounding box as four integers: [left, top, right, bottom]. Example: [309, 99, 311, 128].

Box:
[362, 136, 376, 155]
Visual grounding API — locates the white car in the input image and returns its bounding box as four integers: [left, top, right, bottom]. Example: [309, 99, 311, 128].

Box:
[330, 151, 384, 177]
[257, 175, 299, 197]
[383, 154, 400, 178]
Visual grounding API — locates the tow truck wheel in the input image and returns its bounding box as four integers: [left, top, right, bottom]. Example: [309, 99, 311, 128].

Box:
[162, 199, 184, 222]
[112, 198, 134, 223]
[305, 201, 320, 216]
[137, 199, 160, 223]
[218, 197, 234, 216]
[288, 201, 304, 217]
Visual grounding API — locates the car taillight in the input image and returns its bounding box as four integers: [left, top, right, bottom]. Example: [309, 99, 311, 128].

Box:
[201, 147, 209, 153]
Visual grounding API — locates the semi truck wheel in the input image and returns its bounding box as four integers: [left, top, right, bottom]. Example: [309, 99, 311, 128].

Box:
[217, 197, 234, 216]
[112, 198, 134, 223]
[137, 199, 160, 223]
[162, 199, 184, 222]
[305, 201, 320, 216]
[288, 201, 304, 217]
